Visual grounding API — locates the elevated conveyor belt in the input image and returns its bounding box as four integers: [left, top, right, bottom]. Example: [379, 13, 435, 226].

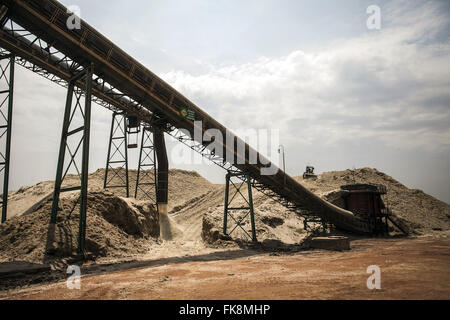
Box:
[0, 0, 377, 234]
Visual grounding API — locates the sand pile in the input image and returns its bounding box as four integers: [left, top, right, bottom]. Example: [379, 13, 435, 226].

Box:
[0, 190, 159, 264]
[200, 168, 450, 243]
[4, 168, 214, 219]
[1, 167, 448, 265]
[200, 188, 308, 245]
[202, 206, 307, 245]
[0, 168, 217, 264]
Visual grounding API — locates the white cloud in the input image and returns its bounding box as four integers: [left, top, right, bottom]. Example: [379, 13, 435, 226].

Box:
[160, 0, 450, 152]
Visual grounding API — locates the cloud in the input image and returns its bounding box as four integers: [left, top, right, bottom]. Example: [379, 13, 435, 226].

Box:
[160, 0, 450, 152]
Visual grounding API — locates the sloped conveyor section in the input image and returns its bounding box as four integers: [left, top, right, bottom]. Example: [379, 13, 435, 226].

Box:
[0, 0, 375, 234]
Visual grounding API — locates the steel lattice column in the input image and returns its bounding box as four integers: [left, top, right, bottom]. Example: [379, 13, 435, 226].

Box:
[50, 65, 93, 254]
[223, 172, 257, 243]
[135, 126, 157, 205]
[0, 53, 14, 223]
[104, 112, 129, 197]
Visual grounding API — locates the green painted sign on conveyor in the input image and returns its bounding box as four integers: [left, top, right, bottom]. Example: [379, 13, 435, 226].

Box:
[180, 107, 196, 121]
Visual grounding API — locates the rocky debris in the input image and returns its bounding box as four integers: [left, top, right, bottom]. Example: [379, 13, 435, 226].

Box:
[261, 216, 285, 228]
[89, 193, 159, 238]
[201, 215, 232, 244]
[201, 217, 220, 244]
[261, 239, 288, 250]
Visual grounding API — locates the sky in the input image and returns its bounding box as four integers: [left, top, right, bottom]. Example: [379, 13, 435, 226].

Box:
[2, 0, 449, 203]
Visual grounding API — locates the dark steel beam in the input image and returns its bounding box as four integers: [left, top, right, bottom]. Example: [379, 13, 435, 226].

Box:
[0, 53, 13, 223]
[154, 126, 168, 215]
[50, 65, 93, 254]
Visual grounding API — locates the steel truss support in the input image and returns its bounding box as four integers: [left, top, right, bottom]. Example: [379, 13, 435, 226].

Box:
[168, 127, 330, 235]
[50, 65, 93, 254]
[135, 125, 157, 205]
[166, 127, 328, 234]
[223, 172, 257, 243]
[0, 53, 14, 223]
[104, 112, 129, 197]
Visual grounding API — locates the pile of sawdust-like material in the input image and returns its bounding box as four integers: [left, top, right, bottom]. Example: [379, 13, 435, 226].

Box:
[298, 168, 450, 234]
[1, 168, 218, 264]
[2, 166, 448, 262]
[201, 191, 308, 245]
[3, 168, 215, 221]
[92, 168, 214, 213]
[200, 167, 450, 243]
[0, 191, 159, 264]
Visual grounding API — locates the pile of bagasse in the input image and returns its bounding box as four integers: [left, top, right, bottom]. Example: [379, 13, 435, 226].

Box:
[1, 168, 448, 264]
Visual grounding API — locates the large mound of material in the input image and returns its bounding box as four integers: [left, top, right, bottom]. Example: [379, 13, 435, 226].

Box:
[4, 168, 213, 220]
[0, 168, 217, 264]
[201, 168, 450, 242]
[1, 167, 448, 266]
[0, 190, 159, 264]
[201, 189, 308, 245]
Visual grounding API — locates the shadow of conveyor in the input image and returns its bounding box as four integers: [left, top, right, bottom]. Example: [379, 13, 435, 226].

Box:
[44, 210, 76, 263]
[77, 235, 315, 277]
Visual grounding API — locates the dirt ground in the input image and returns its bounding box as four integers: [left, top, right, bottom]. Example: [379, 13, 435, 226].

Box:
[1, 168, 449, 300]
[1, 235, 449, 300]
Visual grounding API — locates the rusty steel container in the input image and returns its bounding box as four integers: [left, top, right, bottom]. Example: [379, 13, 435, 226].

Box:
[340, 184, 388, 234]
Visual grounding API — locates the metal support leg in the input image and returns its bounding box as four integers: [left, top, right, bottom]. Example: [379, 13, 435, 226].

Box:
[104, 112, 129, 197]
[223, 172, 257, 243]
[223, 173, 230, 235]
[247, 176, 257, 242]
[50, 65, 93, 254]
[0, 54, 14, 223]
[135, 125, 157, 206]
[154, 126, 168, 215]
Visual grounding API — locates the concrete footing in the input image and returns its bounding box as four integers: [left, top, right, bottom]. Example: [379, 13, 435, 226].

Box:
[307, 236, 350, 251]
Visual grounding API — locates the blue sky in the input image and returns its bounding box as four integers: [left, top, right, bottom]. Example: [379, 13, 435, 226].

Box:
[4, 0, 450, 203]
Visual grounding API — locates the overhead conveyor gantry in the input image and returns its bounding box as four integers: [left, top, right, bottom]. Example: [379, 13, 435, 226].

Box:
[0, 0, 385, 252]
